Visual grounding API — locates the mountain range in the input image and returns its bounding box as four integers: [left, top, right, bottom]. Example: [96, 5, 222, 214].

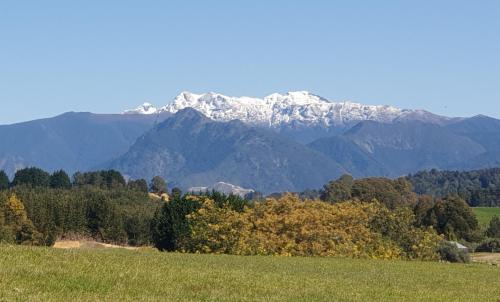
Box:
[1, 91, 500, 193]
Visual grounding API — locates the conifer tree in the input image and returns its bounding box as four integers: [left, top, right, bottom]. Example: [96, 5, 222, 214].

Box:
[50, 170, 72, 189]
[0, 171, 9, 190]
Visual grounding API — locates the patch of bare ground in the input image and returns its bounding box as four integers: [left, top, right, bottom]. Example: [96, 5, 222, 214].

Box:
[53, 240, 139, 250]
[471, 253, 500, 266]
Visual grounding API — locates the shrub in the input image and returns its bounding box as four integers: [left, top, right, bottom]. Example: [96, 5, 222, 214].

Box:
[437, 242, 470, 263]
[181, 194, 441, 260]
[475, 239, 500, 253]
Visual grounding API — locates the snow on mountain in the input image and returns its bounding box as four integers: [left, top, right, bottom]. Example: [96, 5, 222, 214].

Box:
[124, 91, 444, 127]
[188, 182, 254, 197]
[123, 102, 158, 115]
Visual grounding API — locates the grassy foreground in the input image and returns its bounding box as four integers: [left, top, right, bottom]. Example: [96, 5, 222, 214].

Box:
[473, 207, 500, 226]
[0, 245, 499, 302]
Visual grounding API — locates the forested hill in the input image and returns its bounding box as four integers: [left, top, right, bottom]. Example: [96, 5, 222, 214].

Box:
[407, 168, 500, 206]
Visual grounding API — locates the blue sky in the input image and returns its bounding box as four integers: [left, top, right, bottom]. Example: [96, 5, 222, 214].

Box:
[1, 0, 499, 124]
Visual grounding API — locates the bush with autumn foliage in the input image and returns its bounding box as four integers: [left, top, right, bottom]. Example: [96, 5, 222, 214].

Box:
[168, 194, 442, 260]
[0, 192, 42, 244]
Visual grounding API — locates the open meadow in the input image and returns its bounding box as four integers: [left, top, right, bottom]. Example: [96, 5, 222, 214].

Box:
[0, 245, 499, 302]
[473, 207, 500, 226]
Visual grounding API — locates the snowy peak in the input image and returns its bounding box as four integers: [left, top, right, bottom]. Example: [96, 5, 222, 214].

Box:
[123, 102, 158, 115]
[123, 91, 445, 127]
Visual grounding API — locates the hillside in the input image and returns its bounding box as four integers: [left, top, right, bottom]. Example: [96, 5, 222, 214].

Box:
[0, 112, 169, 177]
[109, 108, 345, 193]
[1, 245, 498, 302]
[309, 121, 485, 177]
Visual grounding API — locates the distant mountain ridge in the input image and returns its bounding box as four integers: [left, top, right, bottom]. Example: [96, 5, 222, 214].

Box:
[309, 120, 486, 178]
[1, 92, 500, 193]
[124, 91, 453, 143]
[0, 112, 169, 177]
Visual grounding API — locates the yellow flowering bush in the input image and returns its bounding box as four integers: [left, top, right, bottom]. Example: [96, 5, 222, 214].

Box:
[181, 194, 442, 260]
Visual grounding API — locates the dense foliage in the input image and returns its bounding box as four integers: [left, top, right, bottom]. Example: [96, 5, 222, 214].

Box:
[475, 238, 500, 253]
[151, 191, 249, 251]
[0, 171, 9, 190]
[0, 166, 496, 263]
[0, 192, 42, 244]
[413, 195, 480, 241]
[13, 186, 159, 246]
[408, 168, 500, 206]
[486, 215, 500, 238]
[152, 193, 442, 260]
[321, 175, 416, 209]
[0, 168, 160, 246]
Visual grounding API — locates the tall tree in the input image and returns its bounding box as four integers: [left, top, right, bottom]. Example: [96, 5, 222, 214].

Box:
[416, 195, 479, 241]
[150, 176, 167, 194]
[320, 174, 353, 203]
[486, 215, 500, 238]
[50, 170, 72, 189]
[11, 167, 50, 188]
[151, 193, 200, 251]
[0, 171, 9, 190]
[127, 179, 148, 193]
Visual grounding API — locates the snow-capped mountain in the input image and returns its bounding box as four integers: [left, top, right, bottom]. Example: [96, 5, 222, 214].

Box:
[124, 91, 448, 128]
[123, 102, 158, 115]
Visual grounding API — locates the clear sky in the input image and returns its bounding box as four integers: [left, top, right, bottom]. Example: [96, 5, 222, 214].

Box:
[1, 0, 499, 124]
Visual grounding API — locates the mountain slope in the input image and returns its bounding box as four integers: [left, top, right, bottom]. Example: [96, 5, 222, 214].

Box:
[309, 121, 486, 177]
[308, 135, 389, 177]
[0, 112, 167, 177]
[447, 115, 500, 152]
[109, 108, 345, 193]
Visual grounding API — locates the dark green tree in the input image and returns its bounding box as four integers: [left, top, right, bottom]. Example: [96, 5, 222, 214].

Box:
[171, 187, 182, 199]
[50, 170, 71, 189]
[0, 171, 9, 190]
[351, 177, 416, 209]
[486, 215, 500, 238]
[72, 170, 125, 189]
[11, 167, 50, 187]
[320, 174, 353, 203]
[101, 170, 126, 189]
[407, 168, 500, 207]
[418, 195, 479, 241]
[151, 193, 201, 251]
[127, 179, 148, 193]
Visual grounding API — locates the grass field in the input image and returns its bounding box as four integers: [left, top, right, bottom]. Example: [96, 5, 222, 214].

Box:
[0, 245, 499, 301]
[473, 207, 500, 226]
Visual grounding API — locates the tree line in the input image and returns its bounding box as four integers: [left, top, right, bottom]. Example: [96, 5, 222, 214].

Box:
[151, 174, 500, 261]
[407, 168, 500, 207]
[1, 167, 499, 260]
[0, 167, 171, 246]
